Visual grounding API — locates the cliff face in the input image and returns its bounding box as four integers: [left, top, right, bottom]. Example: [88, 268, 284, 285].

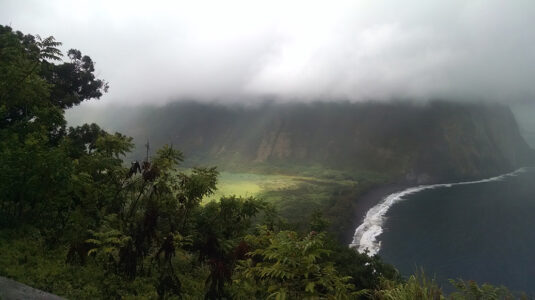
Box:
[94, 101, 534, 183]
[408, 103, 534, 182]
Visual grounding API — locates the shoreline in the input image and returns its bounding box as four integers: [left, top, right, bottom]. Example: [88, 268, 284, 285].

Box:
[345, 167, 528, 254]
[342, 182, 411, 245]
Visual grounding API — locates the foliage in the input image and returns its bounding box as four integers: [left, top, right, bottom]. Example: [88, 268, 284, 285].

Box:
[41, 48, 108, 109]
[325, 238, 402, 293]
[448, 279, 518, 300]
[0, 25, 109, 230]
[372, 271, 444, 300]
[233, 226, 357, 299]
[192, 196, 265, 298]
[0, 228, 159, 299]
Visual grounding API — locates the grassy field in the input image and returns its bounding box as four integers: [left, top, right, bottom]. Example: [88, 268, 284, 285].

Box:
[203, 171, 368, 235]
[203, 172, 300, 202]
[204, 171, 359, 202]
[198, 166, 391, 240]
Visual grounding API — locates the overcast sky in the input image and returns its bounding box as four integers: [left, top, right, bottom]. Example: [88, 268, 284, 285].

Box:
[2, 0, 535, 105]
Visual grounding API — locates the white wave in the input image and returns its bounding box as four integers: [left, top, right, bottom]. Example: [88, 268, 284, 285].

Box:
[349, 168, 527, 256]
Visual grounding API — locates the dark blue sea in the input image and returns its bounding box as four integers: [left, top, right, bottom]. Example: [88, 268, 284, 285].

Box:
[378, 167, 535, 293]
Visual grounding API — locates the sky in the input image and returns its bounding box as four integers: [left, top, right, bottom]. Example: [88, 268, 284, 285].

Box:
[2, 0, 535, 106]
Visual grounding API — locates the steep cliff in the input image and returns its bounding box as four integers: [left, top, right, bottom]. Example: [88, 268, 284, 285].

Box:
[73, 101, 534, 183]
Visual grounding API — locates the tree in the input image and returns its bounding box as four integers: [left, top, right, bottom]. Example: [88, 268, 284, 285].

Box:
[0, 25, 109, 231]
[193, 196, 265, 299]
[41, 49, 108, 109]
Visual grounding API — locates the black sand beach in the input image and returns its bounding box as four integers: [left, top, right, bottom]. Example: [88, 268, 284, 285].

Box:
[344, 183, 411, 245]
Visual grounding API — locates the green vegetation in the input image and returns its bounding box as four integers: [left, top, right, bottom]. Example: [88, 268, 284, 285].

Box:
[68, 100, 535, 186]
[0, 25, 527, 299]
[203, 171, 356, 211]
[201, 169, 379, 240]
[202, 172, 299, 202]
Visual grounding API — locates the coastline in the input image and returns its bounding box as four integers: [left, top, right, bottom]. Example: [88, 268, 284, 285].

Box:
[342, 182, 411, 245]
[346, 167, 528, 255]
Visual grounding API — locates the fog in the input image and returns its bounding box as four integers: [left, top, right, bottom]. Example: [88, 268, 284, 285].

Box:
[2, 0, 535, 105]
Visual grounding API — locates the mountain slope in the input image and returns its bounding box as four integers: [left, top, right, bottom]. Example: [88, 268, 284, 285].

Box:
[69, 101, 534, 183]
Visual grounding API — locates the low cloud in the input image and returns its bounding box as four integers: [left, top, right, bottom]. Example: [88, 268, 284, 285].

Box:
[2, 0, 535, 105]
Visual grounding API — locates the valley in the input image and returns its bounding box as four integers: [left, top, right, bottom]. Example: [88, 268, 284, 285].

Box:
[3, 3, 535, 297]
[68, 100, 535, 242]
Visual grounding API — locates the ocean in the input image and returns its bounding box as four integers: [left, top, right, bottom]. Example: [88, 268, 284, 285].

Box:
[351, 167, 535, 293]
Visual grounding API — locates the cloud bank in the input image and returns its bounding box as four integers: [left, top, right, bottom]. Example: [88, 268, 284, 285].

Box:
[2, 0, 535, 105]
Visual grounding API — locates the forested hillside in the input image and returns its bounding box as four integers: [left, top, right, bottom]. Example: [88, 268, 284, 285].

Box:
[69, 101, 535, 184]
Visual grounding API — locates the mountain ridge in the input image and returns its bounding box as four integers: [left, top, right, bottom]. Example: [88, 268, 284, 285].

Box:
[68, 101, 535, 183]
